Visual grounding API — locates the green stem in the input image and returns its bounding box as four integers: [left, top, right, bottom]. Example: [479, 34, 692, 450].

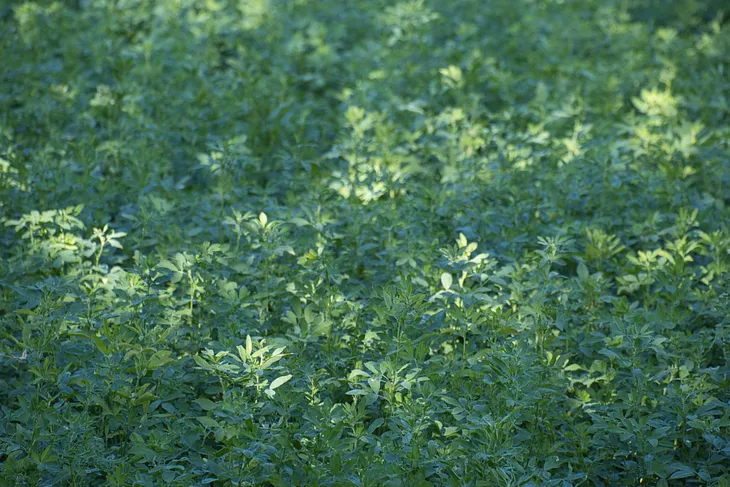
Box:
[188, 270, 196, 327]
[95, 240, 104, 266]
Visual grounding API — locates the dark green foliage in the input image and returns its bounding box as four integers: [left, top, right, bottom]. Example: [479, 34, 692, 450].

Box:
[1, 0, 730, 485]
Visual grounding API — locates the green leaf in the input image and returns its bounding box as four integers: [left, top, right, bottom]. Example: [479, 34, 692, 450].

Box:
[304, 305, 315, 324]
[368, 418, 385, 434]
[148, 350, 174, 369]
[290, 217, 310, 227]
[68, 331, 109, 356]
[196, 417, 221, 429]
[577, 262, 589, 281]
[668, 463, 695, 480]
[193, 354, 213, 371]
[269, 374, 292, 390]
[441, 272, 453, 290]
[194, 398, 219, 411]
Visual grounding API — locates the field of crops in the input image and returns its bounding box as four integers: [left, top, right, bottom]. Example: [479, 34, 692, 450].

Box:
[1, 0, 730, 485]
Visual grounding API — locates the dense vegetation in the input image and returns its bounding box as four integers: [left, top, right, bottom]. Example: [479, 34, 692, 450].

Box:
[1, 0, 730, 485]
